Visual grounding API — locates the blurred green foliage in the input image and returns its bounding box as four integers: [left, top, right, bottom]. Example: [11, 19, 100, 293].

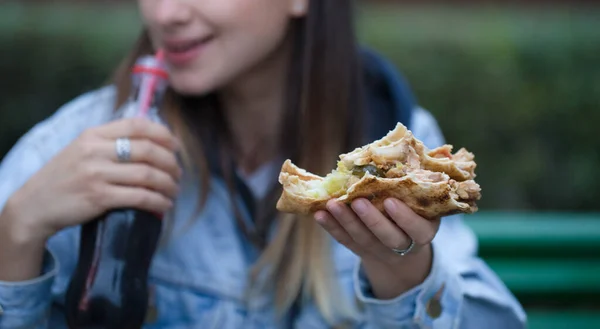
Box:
[1, 3, 599, 211]
[357, 5, 600, 211]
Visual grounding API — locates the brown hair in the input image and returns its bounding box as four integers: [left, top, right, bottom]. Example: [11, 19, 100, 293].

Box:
[112, 0, 364, 324]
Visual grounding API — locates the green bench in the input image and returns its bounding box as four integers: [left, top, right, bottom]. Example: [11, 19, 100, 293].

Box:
[465, 212, 600, 329]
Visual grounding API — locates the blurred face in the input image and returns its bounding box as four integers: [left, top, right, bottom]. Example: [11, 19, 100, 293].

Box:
[138, 0, 308, 95]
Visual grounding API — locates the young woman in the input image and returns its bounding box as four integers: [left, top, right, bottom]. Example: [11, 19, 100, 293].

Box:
[0, 0, 525, 328]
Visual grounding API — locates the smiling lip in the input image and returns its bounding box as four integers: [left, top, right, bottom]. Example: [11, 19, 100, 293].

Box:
[163, 37, 212, 66]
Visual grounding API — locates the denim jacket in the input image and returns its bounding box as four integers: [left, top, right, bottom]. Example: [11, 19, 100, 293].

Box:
[0, 52, 526, 329]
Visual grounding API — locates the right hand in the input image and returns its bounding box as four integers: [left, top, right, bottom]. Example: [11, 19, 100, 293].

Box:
[6, 118, 182, 242]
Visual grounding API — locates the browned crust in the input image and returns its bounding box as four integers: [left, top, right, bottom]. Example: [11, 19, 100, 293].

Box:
[280, 159, 321, 181]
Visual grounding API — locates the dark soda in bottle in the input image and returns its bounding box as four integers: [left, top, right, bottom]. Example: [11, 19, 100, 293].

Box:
[65, 52, 170, 329]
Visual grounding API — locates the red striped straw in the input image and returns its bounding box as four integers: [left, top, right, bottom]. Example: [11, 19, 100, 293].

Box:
[139, 50, 165, 117]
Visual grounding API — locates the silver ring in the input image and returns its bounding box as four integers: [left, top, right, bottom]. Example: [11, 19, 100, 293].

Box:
[115, 137, 132, 163]
[392, 239, 415, 256]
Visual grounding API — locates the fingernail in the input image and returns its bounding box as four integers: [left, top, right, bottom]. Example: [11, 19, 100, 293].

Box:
[352, 199, 368, 216]
[384, 199, 397, 213]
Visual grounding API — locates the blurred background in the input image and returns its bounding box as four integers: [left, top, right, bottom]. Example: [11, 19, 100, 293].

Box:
[1, 0, 599, 328]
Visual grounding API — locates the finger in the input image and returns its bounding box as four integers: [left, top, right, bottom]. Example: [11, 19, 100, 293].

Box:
[101, 139, 182, 180]
[350, 198, 412, 250]
[384, 198, 441, 245]
[100, 185, 174, 214]
[94, 118, 179, 151]
[314, 211, 365, 257]
[102, 163, 179, 199]
[326, 200, 386, 253]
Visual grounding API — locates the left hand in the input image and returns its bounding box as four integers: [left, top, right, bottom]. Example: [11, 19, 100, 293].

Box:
[314, 198, 441, 299]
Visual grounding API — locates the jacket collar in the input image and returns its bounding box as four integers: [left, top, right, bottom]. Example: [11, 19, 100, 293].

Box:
[361, 48, 416, 142]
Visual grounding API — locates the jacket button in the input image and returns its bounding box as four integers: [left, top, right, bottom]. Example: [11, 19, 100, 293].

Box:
[426, 284, 445, 319]
[145, 306, 158, 324]
[426, 299, 443, 319]
[145, 284, 158, 323]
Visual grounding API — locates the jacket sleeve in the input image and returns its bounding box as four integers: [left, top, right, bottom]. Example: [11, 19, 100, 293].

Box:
[294, 108, 527, 329]
[0, 128, 56, 328]
[353, 214, 526, 329]
[0, 124, 78, 329]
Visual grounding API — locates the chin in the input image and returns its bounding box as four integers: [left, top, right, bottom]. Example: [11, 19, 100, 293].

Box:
[170, 83, 210, 96]
[169, 77, 214, 97]
[168, 69, 230, 97]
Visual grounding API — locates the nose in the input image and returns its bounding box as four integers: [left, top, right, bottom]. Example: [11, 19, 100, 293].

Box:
[153, 0, 192, 28]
